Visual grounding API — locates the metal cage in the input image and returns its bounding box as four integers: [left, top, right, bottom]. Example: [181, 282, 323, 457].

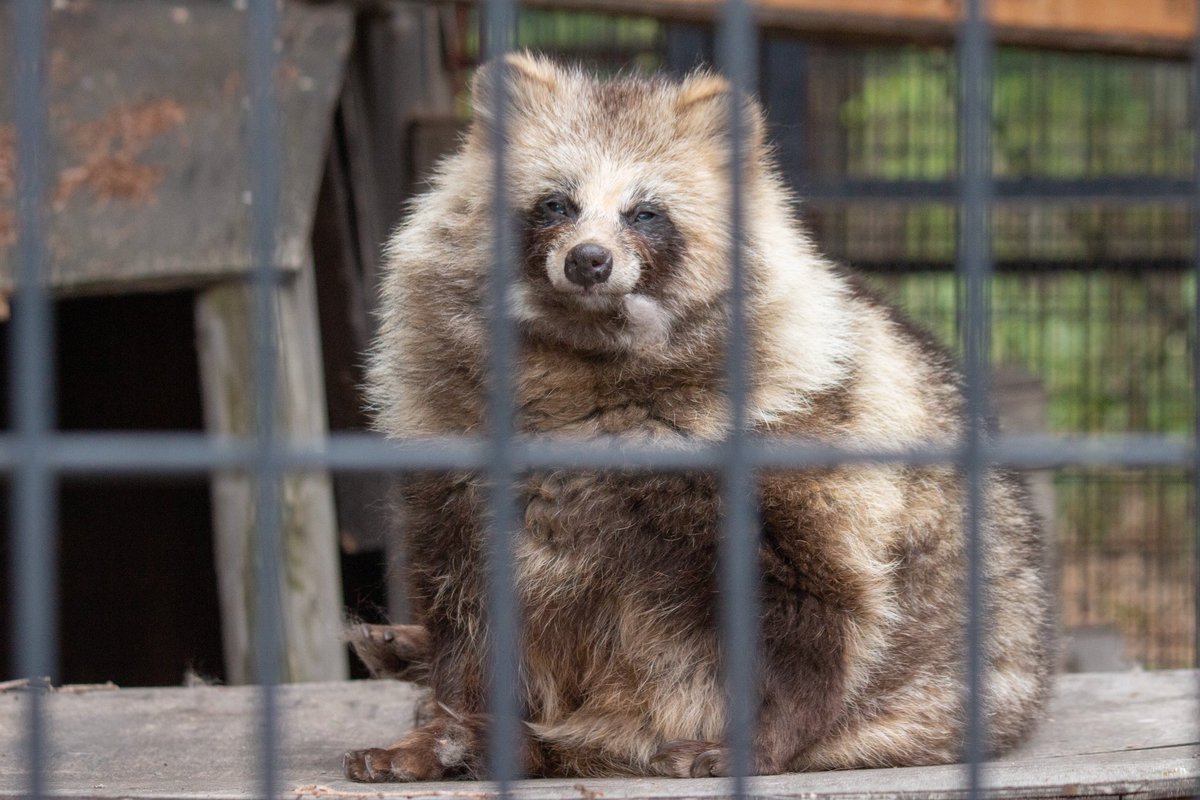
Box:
[5, 1, 1198, 799]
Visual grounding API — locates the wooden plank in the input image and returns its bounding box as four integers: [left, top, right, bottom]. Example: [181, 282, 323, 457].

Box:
[333, 5, 460, 622]
[0, 671, 1194, 799]
[194, 261, 348, 685]
[990, 0, 1194, 46]
[0, 0, 352, 295]
[311, 5, 458, 569]
[463, 0, 1199, 56]
[992, 367, 1054, 536]
[724, 0, 1196, 42]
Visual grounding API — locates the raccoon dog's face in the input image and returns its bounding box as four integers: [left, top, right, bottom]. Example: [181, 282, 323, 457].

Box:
[467, 54, 765, 355]
[524, 181, 682, 304]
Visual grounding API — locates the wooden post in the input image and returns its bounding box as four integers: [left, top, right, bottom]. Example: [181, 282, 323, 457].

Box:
[325, 3, 459, 624]
[993, 366, 1055, 535]
[195, 258, 347, 684]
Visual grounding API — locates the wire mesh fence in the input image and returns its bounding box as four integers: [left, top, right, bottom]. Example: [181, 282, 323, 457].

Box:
[446, 8, 1200, 671]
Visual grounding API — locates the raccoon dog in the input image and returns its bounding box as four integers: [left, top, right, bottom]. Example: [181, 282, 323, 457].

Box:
[344, 53, 1054, 782]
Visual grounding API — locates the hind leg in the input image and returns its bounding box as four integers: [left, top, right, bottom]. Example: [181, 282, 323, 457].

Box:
[345, 623, 431, 683]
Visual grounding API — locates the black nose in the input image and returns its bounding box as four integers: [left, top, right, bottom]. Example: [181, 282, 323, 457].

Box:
[564, 243, 613, 288]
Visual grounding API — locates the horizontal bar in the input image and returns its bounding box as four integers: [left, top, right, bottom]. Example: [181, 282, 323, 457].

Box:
[0, 432, 1191, 473]
[798, 176, 1194, 203]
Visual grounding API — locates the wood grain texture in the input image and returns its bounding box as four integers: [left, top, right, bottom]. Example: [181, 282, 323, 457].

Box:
[0, 671, 1194, 799]
[0, 0, 352, 295]
[428, 0, 1196, 55]
[729, 0, 1196, 41]
[195, 260, 347, 685]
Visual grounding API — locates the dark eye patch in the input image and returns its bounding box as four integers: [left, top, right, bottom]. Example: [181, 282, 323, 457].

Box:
[522, 192, 579, 288]
[623, 203, 668, 230]
[530, 193, 578, 227]
[625, 205, 684, 296]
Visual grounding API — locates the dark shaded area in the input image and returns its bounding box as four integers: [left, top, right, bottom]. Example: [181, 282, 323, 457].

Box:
[0, 280, 392, 685]
[1, 292, 224, 686]
[340, 549, 391, 680]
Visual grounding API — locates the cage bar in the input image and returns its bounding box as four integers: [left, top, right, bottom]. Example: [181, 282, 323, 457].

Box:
[959, 0, 992, 797]
[247, 2, 285, 798]
[9, 0, 53, 798]
[483, 0, 522, 792]
[0, 432, 1193, 474]
[1191, 2, 1200, 795]
[715, 0, 758, 792]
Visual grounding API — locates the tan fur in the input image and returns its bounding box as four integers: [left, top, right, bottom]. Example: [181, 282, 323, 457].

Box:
[345, 53, 1055, 783]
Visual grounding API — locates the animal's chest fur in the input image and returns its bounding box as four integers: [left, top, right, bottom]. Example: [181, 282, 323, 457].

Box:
[516, 347, 727, 439]
[513, 435, 725, 737]
[484, 353, 734, 743]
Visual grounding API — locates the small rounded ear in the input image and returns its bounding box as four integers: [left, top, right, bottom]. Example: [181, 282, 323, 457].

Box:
[674, 70, 765, 150]
[471, 51, 564, 126]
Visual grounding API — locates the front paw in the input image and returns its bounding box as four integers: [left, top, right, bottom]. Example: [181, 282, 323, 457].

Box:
[344, 716, 483, 783]
[650, 740, 730, 778]
[343, 745, 443, 783]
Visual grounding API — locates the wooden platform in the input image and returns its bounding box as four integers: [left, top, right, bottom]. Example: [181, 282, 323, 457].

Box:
[0, 671, 1195, 799]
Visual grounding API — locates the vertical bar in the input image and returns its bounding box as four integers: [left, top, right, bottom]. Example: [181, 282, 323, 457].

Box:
[717, 0, 758, 794]
[958, 1, 991, 798]
[482, 0, 521, 794]
[248, 2, 284, 798]
[1191, 2, 1200, 787]
[9, 1, 55, 798]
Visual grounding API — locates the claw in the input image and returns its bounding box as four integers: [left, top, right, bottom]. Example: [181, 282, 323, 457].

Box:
[691, 748, 728, 778]
[344, 748, 390, 783]
[650, 739, 730, 778]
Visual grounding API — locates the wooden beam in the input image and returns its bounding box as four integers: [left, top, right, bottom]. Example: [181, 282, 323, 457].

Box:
[501, 0, 1198, 56]
[990, 0, 1193, 46]
[195, 260, 348, 685]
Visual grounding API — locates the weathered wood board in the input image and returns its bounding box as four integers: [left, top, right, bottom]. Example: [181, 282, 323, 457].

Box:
[0, 0, 352, 295]
[194, 261, 348, 686]
[0, 671, 1195, 799]
[439, 0, 1198, 56]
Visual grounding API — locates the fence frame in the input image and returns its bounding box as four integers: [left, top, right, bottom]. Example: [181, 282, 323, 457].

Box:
[6, 1, 1199, 799]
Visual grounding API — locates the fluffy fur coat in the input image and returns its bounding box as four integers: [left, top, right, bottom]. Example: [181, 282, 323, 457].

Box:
[343, 53, 1055, 782]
